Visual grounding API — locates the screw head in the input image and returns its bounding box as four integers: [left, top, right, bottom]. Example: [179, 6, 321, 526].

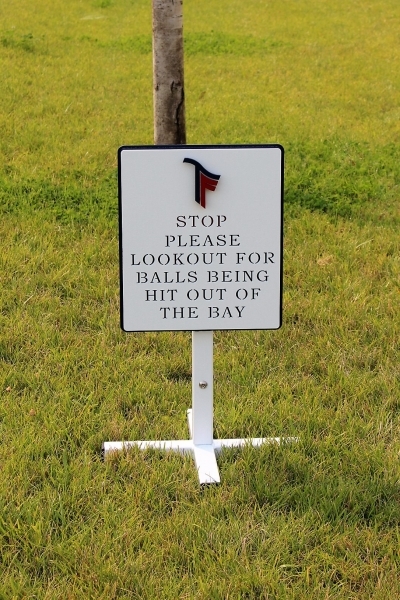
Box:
[199, 381, 208, 389]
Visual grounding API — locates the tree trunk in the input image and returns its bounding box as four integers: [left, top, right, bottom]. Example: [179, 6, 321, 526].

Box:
[152, 0, 186, 145]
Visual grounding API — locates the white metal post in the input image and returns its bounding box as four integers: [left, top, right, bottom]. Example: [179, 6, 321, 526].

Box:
[190, 330, 213, 445]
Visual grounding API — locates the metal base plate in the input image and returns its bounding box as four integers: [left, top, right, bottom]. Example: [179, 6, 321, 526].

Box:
[103, 409, 297, 485]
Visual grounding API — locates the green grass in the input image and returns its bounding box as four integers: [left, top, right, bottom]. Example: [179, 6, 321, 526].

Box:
[0, 0, 399, 597]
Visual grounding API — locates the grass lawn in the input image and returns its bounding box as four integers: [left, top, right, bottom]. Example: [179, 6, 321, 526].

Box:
[0, 0, 399, 598]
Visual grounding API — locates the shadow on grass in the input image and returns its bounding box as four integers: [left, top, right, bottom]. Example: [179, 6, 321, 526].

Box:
[1, 138, 398, 224]
[222, 442, 400, 528]
[285, 139, 399, 221]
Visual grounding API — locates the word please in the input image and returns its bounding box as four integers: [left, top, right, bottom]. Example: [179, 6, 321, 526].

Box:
[165, 234, 240, 247]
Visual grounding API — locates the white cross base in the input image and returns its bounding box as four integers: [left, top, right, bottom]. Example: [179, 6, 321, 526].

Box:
[103, 332, 297, 485]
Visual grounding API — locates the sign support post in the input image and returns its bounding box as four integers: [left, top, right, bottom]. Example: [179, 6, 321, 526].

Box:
[190, 330, 213, 446]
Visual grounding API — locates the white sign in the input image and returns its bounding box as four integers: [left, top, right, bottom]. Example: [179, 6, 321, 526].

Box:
[119, 145, 283, 332]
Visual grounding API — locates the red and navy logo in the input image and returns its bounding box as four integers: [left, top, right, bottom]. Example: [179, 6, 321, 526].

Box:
[183, 158, 221, 208]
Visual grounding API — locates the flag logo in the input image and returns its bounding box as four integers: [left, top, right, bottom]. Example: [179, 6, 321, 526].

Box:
[183, 158, 221, 208]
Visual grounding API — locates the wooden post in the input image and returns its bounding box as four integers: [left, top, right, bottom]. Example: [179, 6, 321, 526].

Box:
[152, 0, 186, 145]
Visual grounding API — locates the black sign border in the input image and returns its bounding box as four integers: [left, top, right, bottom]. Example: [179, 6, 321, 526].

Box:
[118, 144, 284, 333]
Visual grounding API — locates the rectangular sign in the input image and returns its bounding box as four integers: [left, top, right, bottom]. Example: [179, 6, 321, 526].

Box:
[119, 145, 283, 332]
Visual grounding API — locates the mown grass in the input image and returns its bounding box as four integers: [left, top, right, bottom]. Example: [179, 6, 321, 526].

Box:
[0, 0, 399, 598]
